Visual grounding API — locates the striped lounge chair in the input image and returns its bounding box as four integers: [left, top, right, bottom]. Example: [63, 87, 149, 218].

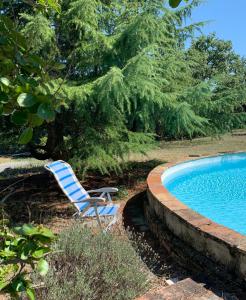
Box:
[45, 160, 119, 231]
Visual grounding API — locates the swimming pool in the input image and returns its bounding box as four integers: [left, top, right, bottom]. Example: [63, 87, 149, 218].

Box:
[162, 153, 246, 235]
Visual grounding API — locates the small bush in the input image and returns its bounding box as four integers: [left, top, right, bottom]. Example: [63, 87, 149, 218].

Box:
[38, 225, 150, 300]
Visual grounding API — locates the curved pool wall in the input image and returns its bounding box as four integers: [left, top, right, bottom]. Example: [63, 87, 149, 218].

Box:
[146, 153, 246, 281]
[162, 153, 246, 235]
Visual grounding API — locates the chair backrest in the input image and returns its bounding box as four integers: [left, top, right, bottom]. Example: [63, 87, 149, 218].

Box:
[45, 160, 90, 212]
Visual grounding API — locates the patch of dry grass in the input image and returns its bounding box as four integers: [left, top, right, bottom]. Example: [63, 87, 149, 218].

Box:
[0, 157, 12, 164]
[131, 131, 246, 164]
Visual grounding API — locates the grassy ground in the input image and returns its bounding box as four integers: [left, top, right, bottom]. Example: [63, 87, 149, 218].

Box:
[0, 156, 46, 165]
[131, 131, 246, 163]
[1, 131, 245, 174]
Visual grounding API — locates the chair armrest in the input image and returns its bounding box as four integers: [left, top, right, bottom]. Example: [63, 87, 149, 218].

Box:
[73, 197, 106, 206]
[87, 187, 118, 193]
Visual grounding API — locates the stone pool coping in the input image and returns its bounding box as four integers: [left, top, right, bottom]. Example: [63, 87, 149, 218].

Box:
[147, 155, 246, 280]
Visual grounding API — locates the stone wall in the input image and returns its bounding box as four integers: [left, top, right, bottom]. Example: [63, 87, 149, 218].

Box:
[146, 162, 246, 284]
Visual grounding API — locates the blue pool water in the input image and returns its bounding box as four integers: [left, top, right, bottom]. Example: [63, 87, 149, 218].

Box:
[162, 153, 246, 235]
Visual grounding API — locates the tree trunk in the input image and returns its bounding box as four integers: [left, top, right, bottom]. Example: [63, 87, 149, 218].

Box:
[29, 114, 68, 161]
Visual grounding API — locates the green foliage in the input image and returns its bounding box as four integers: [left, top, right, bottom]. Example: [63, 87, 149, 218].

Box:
[37, 0, 61, 13]
[187, 34, 246, 133]
[20, 12, 58, 60]
[19, 127, 33, 144]
[0, 0, 245, 173]
[187, 33, 242, 80]
[169, 0, 183, 8]
[163, 102, 208, 139]
[38, 225, 149, 300]
[37, 103, 56, 121]
[0, 118, 24, 154]
[169, 0, 189, 8]
[0, 223, 55, 299]
[0, 6, 61, 150]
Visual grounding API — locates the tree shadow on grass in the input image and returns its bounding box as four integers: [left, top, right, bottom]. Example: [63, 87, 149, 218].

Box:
[0, 159, 165, 226]
[0, 172, 71, 226]
[0, 166, 44, 180]
[85, 159, 165, 199]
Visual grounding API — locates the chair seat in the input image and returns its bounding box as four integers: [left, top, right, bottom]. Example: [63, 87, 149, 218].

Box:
[82, 204, 119, 218]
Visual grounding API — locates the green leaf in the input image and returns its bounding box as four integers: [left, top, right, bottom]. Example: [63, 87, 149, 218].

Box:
[37, 0, 61, 13]
[11, 276, 26, 292]
[38, 227, 56, 239]
[26, 287, 35, 300]
[52, 62, 65, 70]
[19, 128, 33, 144]
[13, 224, 55, 239]
[14, 224, 38, 236]
[37, 259, 49, 276]
[0, 77, 10, 86]
[169, 0, 182, 8]
[11, 111, 28, 125]
[32, 248, 45, 259]
[17, 93, 36, 107]
[0, 278, 10, 291]
[55, 106, 62, 113]
[28, 103, 40, 114]
[20, 241, 36, 260]
[2, 104, 15, 115]
[28, 78, 39, 88]
[29, 114, 44, 127]
[16, 52, 27, 66]
[20, 250, 29, 260]
[0, 91, 8, 103]
[0, 37, 8, 45]
[15, 85, 24, 94]
[0, 104, 3, 115]
[32, 247, 50, 259]
[37, 103, 55, 121]
[0, 249, 16, 258]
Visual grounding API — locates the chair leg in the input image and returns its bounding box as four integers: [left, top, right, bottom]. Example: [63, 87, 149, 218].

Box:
[103, 215, 118, 233]
[94, 205, 103, 230]
[107, 193, 112, 202]
[73, 211, 79, 218]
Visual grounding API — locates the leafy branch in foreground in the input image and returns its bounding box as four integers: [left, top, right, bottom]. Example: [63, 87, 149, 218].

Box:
[169, 0, 189, 8]
[0, 223, 55, 299]
[0, 12, 64, 144]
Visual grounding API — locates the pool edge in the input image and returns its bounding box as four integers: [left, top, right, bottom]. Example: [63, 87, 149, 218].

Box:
[146, 154, 246, 281]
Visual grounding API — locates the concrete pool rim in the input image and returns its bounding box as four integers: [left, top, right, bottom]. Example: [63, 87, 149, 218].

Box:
[146, 152, 246, 280]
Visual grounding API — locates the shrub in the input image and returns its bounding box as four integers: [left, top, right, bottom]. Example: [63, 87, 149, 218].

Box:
[0, 223, 55, 300]
[38, 225, 150, 300]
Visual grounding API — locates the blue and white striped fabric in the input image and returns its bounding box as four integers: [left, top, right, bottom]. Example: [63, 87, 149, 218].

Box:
[83, 205, 118, 217]
[45, 160, 90, 212]
[45, 160, 119, 218]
